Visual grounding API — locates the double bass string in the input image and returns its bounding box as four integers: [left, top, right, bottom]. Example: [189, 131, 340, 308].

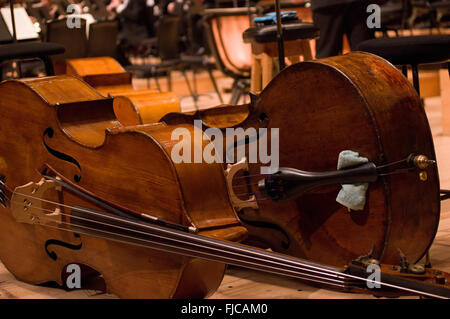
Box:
[234, 173, 268, 179]
[36, 219, 349, 290]
[12, 198, 448, 299]
[7, 198, 349, 289]
[230, 183, 260, 188]
[0, 182, 351, 288]
[1, 180, 448, 299]
[1, 179, 269, 207]
[233, 190, 262, 197]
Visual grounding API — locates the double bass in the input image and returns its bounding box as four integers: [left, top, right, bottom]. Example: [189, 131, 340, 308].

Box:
[0, 53, 446, 298]
[0, 75, 246, 298]
[64, 56, 180, 126]
[161, 51, 440, 267]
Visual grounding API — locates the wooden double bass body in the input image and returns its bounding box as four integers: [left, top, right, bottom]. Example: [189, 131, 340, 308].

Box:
[65, 57, 181, 126]
[162, 52, 440, 267]
[0, 76, 247, 298]
[0, 52, 441, 298]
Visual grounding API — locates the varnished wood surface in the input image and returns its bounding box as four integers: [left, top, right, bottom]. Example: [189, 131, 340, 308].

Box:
[0, 201, 448, 299]
[163, 53, 440, 268]
[216, 95, 450, 299]
[64, 57, 181, 125]
[66, 57, 127, 76]
[0, 76, 251, 298]
[0, 91, 448, 300]
[212, 205, 450, 299]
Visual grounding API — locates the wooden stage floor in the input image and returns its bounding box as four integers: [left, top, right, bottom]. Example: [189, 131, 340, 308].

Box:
[0, 84, 449, 299]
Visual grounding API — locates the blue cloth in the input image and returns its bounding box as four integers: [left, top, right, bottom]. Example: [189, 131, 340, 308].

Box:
[253, 11, 298, 25]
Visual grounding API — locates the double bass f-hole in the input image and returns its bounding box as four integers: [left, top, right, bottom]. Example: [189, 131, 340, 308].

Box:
[43, 128, 82, 182]
[45, 234, 83, 261]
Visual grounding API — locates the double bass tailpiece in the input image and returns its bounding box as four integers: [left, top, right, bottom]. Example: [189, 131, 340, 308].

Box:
[258, 154, 436, 202]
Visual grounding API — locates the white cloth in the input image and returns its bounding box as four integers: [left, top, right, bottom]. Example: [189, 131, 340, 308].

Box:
[336, 150, 369, 211]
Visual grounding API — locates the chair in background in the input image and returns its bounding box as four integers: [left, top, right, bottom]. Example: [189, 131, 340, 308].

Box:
[378, 0, 412, 36]
[357, 35, 450, 96]
[243, 21, 319, 92]
[0, 41, 65, 79]
[430, 0, 450, 27]
[87, 19, 119, 58]
[203, 8, 254, 104]
[0, 5, 65, 80]
[408, 0, 440, 31]
[179, 1, 224, 107]
[126, 15, 191, 92]
[46, 17, 88, 74]
[179, 53, 224, 106]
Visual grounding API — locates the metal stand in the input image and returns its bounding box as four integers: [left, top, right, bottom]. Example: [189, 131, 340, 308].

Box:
[274, 0, 285, 71]
[9, 0, 16, 42]
[7, 0, 21, 78]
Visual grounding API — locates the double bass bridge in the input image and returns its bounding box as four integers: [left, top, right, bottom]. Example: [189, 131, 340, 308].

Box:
[225, 157, 259, 212]
[10, 177, 63, 225]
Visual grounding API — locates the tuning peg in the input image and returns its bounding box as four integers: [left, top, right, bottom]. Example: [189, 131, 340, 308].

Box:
[398, 248, 409, 273]
[398, 248, 426, 274]
[352, 246, 380, 267]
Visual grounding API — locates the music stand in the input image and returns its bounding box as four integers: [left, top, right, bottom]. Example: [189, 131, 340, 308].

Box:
[7, 0, 16, 42]
[274, 0, 285, 70]
[0, 0, 65, 78]
[247, 0, 285, 71]
[0, 13, 12, 43]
